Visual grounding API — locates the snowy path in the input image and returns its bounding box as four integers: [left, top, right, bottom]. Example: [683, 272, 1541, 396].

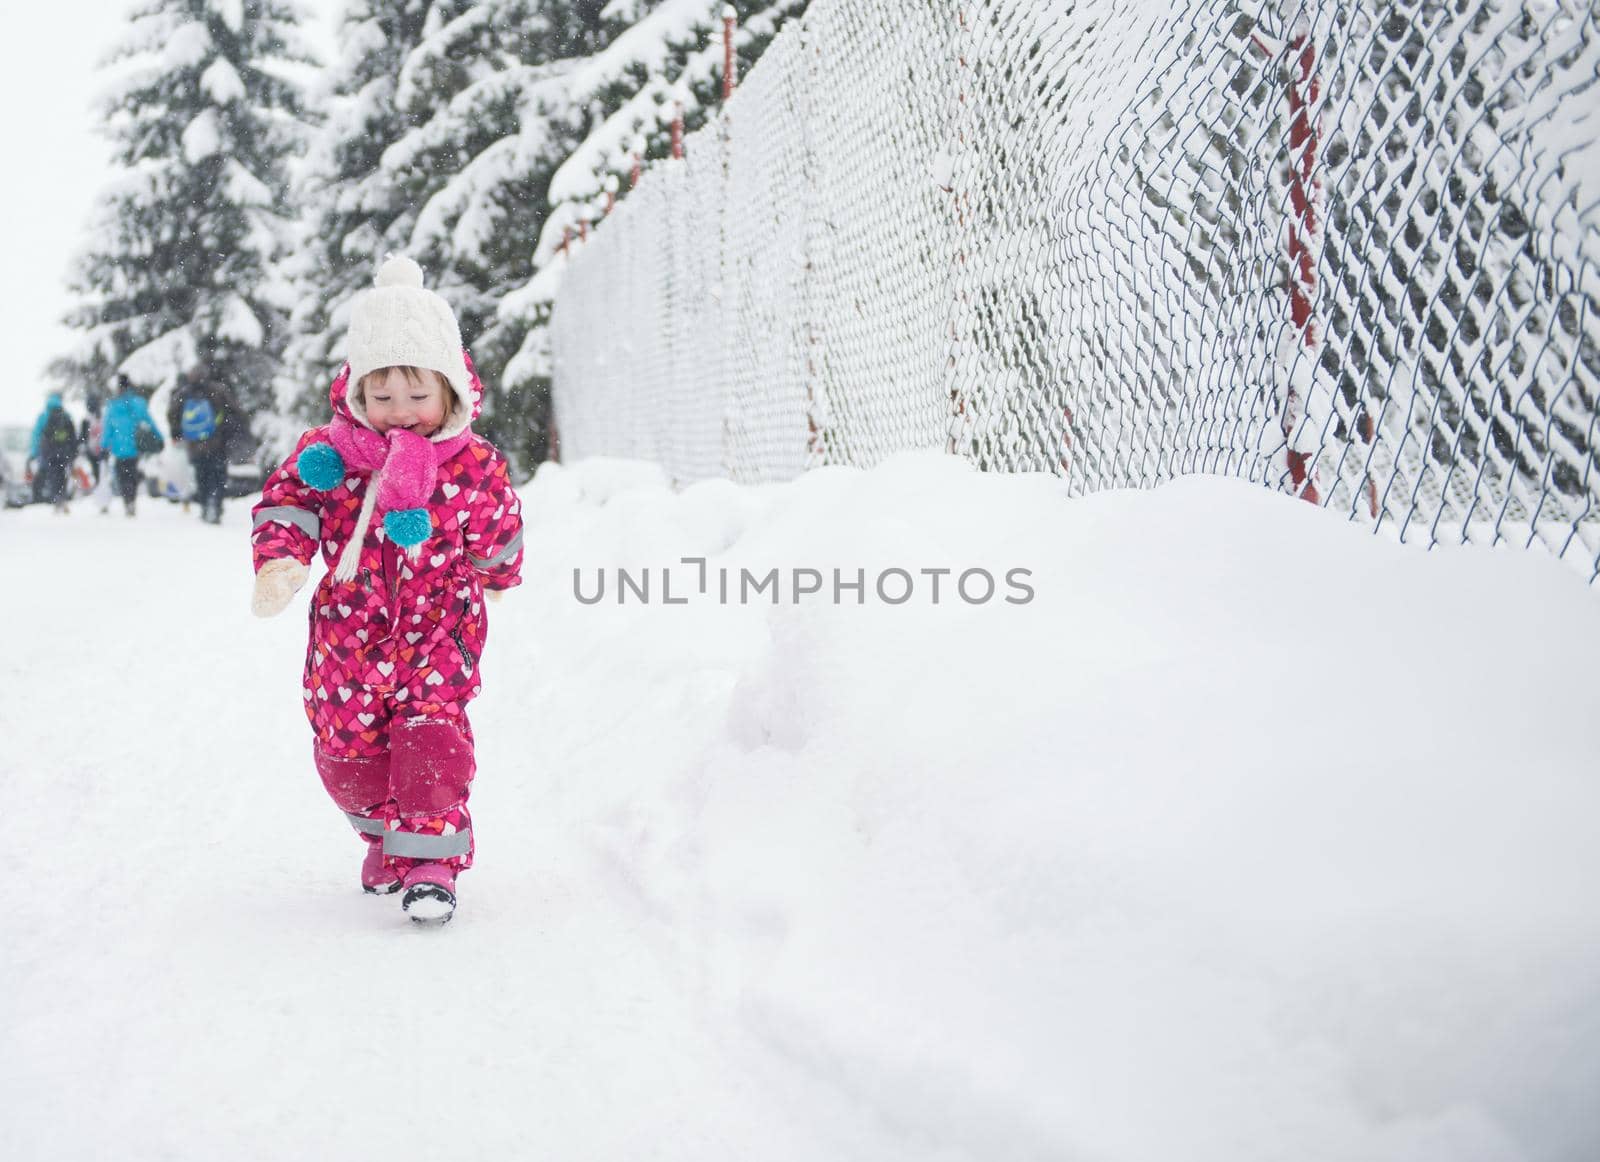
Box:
[0, 501, 901, 1160]
[4, 457, 1599, 1162]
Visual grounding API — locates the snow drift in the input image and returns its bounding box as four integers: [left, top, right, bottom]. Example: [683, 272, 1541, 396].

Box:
[2, 453, 1596, 1160]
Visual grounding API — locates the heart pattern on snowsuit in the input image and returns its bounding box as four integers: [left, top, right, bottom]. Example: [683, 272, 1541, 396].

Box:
[251, 359, 524, 874]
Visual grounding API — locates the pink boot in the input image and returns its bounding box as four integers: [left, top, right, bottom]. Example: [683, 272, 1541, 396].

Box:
[361, 837, 404, 896]
[401, 862, 457, 925]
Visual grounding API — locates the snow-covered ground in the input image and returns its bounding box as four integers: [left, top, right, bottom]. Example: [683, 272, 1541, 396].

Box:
[3, 454, 1598, 1161]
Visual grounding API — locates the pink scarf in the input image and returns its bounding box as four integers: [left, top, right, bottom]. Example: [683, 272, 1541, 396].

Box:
[326, 415, 472, 581]
[326, 415, 470, 512]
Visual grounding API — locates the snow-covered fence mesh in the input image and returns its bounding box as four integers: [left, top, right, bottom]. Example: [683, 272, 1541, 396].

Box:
[551, 0, 1600, 579]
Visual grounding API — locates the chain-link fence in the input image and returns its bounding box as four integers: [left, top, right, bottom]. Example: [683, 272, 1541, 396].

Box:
[550, 0, 1600, 580]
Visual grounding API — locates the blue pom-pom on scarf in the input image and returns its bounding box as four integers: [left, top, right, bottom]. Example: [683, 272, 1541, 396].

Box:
[295, 442, 345, 491]
[383, 507, 432, 547]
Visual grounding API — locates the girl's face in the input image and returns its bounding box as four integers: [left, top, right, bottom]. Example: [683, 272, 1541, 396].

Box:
[362, 366, 450, 437]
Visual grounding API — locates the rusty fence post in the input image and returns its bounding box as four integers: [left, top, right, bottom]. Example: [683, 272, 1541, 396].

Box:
[722, 5, 739, 101]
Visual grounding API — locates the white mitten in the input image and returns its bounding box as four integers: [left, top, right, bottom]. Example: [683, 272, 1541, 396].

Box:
[486, 588, 506, 604]
[252, 559, 311, 618]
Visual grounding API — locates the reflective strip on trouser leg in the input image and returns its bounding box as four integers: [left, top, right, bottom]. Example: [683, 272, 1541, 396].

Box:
[383, 828, 473, 859]
[344, 812, 387, 838]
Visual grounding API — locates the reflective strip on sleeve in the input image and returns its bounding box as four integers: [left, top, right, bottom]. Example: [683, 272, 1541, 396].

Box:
[468, 529, 524, 570]
[254, 505, 320, 541]
[344, 813, 386, 837]
[382, 828, 473, 859]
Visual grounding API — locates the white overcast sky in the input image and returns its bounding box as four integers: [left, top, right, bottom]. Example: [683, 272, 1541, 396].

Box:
[0, 1, 337, 426]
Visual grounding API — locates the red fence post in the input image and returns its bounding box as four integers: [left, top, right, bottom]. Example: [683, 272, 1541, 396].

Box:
[671, 104, 684, 159]
[722, 6, 738, 101]
[1281, 32, 1321, 504]
[1359, 411, 1377, 517]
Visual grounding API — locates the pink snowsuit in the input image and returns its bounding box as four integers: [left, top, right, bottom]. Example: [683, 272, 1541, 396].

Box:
[251, 359, 523, 877]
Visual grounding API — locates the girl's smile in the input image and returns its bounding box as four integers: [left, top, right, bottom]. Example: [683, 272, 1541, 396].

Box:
[363, 366, 450, 437]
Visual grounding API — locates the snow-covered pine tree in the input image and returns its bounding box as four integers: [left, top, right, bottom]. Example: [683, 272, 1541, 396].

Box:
[56, 0, 311, 436]
[501, 0, 808, 465]
[373, 0, 623, 474]
[279, 0, 472, 435]
[378, 0, 804, 474]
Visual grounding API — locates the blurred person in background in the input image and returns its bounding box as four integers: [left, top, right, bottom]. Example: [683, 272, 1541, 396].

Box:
[29, 391, 79, 513]
[80, 393, 107, 485]
[168, 364, 242, 525]
[100, 374, 164, 516]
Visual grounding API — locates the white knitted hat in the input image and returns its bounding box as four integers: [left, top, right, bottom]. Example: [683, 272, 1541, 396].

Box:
[345, 256, 473, 437]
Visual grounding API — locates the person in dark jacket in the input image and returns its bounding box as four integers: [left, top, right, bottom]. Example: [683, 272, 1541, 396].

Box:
[168, 365, 242, 525]
[29, 392, 79, 512]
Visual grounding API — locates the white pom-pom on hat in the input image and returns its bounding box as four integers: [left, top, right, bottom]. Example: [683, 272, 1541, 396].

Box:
[345, 254, 474, 439]
[374, 254, 425, 289]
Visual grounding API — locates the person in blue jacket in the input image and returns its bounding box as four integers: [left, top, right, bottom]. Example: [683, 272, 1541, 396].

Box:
[29, 392, 79, 511]
[99, 374, 164, 516]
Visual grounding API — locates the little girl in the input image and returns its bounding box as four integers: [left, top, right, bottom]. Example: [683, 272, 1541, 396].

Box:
[250, 256, 524, 925]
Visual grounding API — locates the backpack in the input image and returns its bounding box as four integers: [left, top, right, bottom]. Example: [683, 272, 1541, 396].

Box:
[43, 409, 76, 450]
[181, 397, 218, 441]
[135, 422, 164, 456]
